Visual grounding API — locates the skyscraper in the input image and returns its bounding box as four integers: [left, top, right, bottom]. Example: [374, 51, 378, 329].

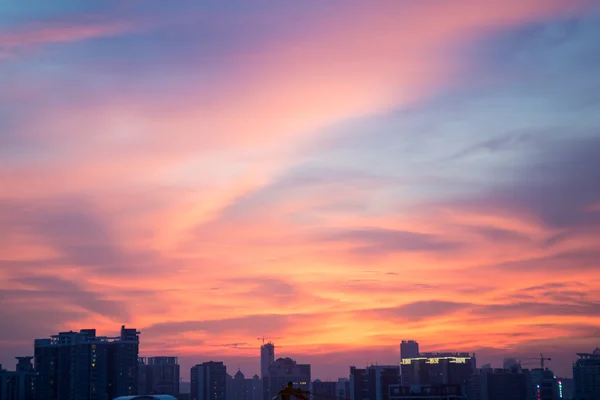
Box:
[573, 348, 600, 400]
[33, 325, 140, 400]
[191, 362, 227, 400]
[260, 343, 275, 379]
[400, 341, 419, 362]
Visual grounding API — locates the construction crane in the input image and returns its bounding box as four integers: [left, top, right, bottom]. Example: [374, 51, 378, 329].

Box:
[257, 336, 268, 345]
[518, 353, 552, 369]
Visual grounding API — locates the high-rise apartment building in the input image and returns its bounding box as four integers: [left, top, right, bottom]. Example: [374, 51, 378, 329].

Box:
[0, 357, 39, 400]
[573, 348, 600, 400]
[260, 343, 275, 379]
[263, 358, 310, 400]
[191, 362, 227, 400]
[467, 368, 528, 400]
[108, 326, 140, 399]
[529, 368, 559, 400]
[400, 341, 420, 362]
[33, 325, 139, 400]
[139, 357, 180, 396]
[400, 353, 475, 388]
[350, 365, 400, 400]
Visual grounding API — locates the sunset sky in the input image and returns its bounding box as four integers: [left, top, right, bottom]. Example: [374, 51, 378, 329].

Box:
[1, 0, 600, 380]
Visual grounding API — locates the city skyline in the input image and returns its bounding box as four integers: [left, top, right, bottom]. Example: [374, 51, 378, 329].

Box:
[1, 328, 590, 382]
[2, 0, 600, 387]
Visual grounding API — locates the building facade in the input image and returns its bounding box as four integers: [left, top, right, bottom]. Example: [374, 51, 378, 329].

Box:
[573, 348, 600, 400]
[263, 358, 310, 400]
[312, 380, 337, 400]
[33, 325, 140, 400]
[388, 384, 462, 400]
[191, 362, 227, 400]
[0, 357, 39, 400]
[400, 341, 420, 362]
[336, 378, 350, 400]
[229, 370, 262, 400]
[260, 344, 275, 379]
[139, 357, 180, 396]
[400, 353, 475, 388]
[529, 369, 559, 400]
[467, 368, 528, 400]
[350, 365, 400, 400]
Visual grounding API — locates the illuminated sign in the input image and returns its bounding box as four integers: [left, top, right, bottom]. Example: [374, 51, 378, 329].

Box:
[559, 381, 563, 398]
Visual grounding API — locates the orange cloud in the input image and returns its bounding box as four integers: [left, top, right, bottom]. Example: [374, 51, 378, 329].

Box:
[1, 0, 599, 379]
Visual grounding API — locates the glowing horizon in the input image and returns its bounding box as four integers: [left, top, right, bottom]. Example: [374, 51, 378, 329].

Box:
[1, 0, 600, 380]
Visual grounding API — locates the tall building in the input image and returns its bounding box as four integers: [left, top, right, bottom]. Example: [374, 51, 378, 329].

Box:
[350, 365, 400, 400]
[141, 357, 180, 396]
[573, 348, 600, 400]
[263, 358, 310, 400]
[400, 341, 420, 362]
[467, 368, 528, 400]
[400, 353, 475, 388]
[260, 343, 275, 379]
[33, 325, 140, 400]
[138, 358, 148, 395]
[557, 378, 574, 400]
[529, 368, 559, 400]
[0, 357, 39, 400]
[108, 326, 140, 399]
[191, 362, 227, 400]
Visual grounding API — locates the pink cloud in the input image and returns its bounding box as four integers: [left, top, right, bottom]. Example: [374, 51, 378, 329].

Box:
[1, 0, 599, 377]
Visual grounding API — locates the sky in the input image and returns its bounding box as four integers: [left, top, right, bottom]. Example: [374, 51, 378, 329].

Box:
[1, 0, 600, 381]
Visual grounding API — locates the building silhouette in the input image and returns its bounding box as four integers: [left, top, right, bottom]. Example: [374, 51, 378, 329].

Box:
[400, 341, 420, 362]
[336, 378, 350, 400]
[33, 326, 139, 400]
[311, 380, 337, 400]
[228, 370, 262, 400]
[573, 348, 600, 400]
[263, 358, 310, 400]
[350, 365, 400, 400]
[0, 357, 39, 400]
[138, 357, 180, 396]
[528, 368, 559, 400]
[467, 368, 528, 400]
[400, 353, 475, 388]
[191, 362, 227, 400]
[260, 344, 275, 379]
[388, 384, 462, 399]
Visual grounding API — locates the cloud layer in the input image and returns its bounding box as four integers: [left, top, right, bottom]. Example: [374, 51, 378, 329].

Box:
[1, 0, 600, 380]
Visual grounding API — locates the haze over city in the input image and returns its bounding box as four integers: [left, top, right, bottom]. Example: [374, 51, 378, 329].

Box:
[1, 0, 600, 383]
